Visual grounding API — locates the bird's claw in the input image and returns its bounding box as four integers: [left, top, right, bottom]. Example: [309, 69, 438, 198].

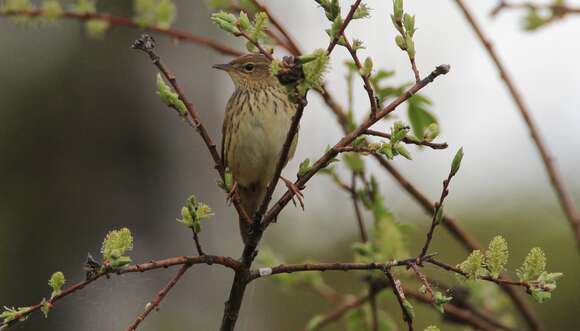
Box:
[280, 176, 304, 210]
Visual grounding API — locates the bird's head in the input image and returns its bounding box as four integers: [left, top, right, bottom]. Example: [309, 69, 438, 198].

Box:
[213, 54, 276, 89]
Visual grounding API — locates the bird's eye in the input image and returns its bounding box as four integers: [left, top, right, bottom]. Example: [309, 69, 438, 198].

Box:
[243, 63, 255, 72]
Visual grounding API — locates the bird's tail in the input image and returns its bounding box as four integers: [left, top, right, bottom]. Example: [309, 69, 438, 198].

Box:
[237, 183, 266, 245]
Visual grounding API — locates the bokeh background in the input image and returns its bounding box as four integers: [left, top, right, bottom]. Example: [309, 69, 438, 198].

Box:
[1, 0, 579, 330]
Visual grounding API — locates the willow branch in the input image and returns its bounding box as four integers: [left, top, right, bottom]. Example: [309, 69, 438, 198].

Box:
[364, 129, 448, 149]
[131, 34, 251, 225]
[0, 9, 242, 56]
[491, 1, 580, 17]
[0, 255, 240, 329]
[262, 64, 450, 228]
[454, 0, 580, 245]
[384, 270, 414, 331]
[127, 264, 191, 331]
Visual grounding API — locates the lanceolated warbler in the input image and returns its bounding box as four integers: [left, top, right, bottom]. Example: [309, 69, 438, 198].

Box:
[214, 54, 299, 244]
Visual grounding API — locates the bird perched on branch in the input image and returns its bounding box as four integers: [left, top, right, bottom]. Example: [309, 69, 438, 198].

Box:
[214, 53, 302, 244]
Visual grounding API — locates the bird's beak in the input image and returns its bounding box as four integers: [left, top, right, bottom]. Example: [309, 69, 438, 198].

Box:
[212, 63, 232, 71]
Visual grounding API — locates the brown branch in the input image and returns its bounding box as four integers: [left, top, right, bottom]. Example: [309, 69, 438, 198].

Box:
[384, 270, 415, 331]
[0, 255, 241, 329]
[250, 0, 302, 56]
[131, 34, 251, 226]
[373, 156, 542, 331]
[364, 129, 448, 149]
[491, 1, 580, 17]
[341, 33, 379, 118]
[262, 64, 450, 229]
[326, 0, 364, 54]
[350, 174, 368, 242]
[192, 230, 204, 256]
[127, 264, 191, 331]
[453, 0, 580, 245]
[0, 9, 242, 57]
[419, 158, 460, 257]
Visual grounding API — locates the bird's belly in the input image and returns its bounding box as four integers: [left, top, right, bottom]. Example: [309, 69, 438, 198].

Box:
[228, 109, 296, 187]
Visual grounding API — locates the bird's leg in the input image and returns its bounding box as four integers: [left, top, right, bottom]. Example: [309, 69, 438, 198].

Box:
[280, 176, 304, 210]
[226, 180, 239, 206]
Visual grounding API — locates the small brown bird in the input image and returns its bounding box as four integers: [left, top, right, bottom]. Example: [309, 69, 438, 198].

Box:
[214, 54, 299, 243]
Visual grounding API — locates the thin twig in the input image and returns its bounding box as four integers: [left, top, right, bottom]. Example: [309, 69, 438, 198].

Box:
[131, 34, 251, 225]
[419, 162, 460, 258]
[373, 155, 542, 331]
[364, 129, 448, 149]
[384, 269, 414, 331]
[262, 64, 451, 228]
[127, 264, 191, 331]
[0, 255, 241, 329]
[454, 0, 580, 246]
[0, 9, 242, 56]
[342, 33, 379, 118]
[192, 230, 204, 256]
[350, 174, 368, 242]
[491, 1, 580, 17]
[250, 0, 302, 56]
[327, 0, 364, 54]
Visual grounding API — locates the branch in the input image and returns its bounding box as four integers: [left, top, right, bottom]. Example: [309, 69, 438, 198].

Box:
[327, 0, 364, 54]
[384, 270, 414, 331]
[131, 34, 251, 225]
[250, 0, 302, 56]
[127, 264, 191, 331]
[341, 33, 379, 118]
[491, 1, 580, 17]
[453, 0, 580, 245]
[0, 9, 242, 57]
[0, 255, 240, 329]
[419, 151, 461, 257]
[364, 129, 448, 149]
[262, 64, 451, 228]
[373, 155, 542, 331]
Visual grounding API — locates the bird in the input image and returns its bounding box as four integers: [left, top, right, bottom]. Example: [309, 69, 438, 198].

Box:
[214, 53, 301, 244]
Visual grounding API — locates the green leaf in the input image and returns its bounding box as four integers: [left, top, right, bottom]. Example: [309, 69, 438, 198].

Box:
[101, 227, 134, 268]
[48, 272, 65, 299]
[403, 13, 416, 37]
[485, 236, 508, 278]
[211, 11, 240, 34]
[315, 0, 341, 21]
[343, 152, 365, 174]
[85, 19, 110, 39]
[154, 0, 176, 29]
[1, 306, 30, 324]
[392, 0, 403, 21]
[517, 247, 546, 281]
[41, 1, 63, 20]
[40, 298, 51, 318]
[395, 144, 412, 160]
[156, 74, 188, 115]
[3, 0, 32, 11]
[176, 195, 214, 231]
[72, 0, 96, 14]
[361, 57, 373, 77]
[433, 291, 452, 313]
[458, 250, 487, 280]
[407, 95, 436, 139]
[424, 326, 441, 331]
[306, 314, 324, 330]
[353, 3, 371, 19]
[298, 49, 330, 94]
[238, 11, 251, 31]
[298, 158, 311, 178]
[450, 147, 464, 177]
[402, 299, 415, 321]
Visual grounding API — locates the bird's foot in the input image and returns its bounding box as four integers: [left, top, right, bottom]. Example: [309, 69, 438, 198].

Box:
[226, 180, 239, 206]
[280, 176, 304, 210]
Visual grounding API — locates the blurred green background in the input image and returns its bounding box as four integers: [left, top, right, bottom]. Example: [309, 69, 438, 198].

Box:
[1, 1, 579, 330]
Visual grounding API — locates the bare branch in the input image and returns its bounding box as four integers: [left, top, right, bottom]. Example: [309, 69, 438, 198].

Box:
[454, 0, 580, 246]
[364, 129, 448, 149]
[127, 264, 191, 331]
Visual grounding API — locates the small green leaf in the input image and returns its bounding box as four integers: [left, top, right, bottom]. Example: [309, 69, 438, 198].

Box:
[433, 291, 452, 313]
[392, 0, 403, 21]
[395, 35, 406, 50]
[306, 314, 324, 330]
[298, 158, 311, 178]
[485, 235, 508, 278]
[42, 1, 63, 20]
[3, 0, 32, 11]
[238, 11, 251, 31]
[361, 57, 373, 77]
[402, 299, 415, 321]
[450, 147, 464, 177]
[380, 143, 394, 159]
[407, 95, 436, 139]
[211, 11, 240, 34]
[343, 152, 365, 174]
[353, 3, 371, 19]
[403, 13, 416, 37]
[85, 19, 110, 39]
[72, 0, 96, 14]
[517, 247, 546, 281]
[48, 272, 65, 299]
[297, 49, 330, 94]
[101, 228, 134, 268]
[40, 298, 51, 318]
[458, 250, 487, 280]
[156, 74, 188, 115]
[424, 326, 441, 331]
[395, 144, 412, 160]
